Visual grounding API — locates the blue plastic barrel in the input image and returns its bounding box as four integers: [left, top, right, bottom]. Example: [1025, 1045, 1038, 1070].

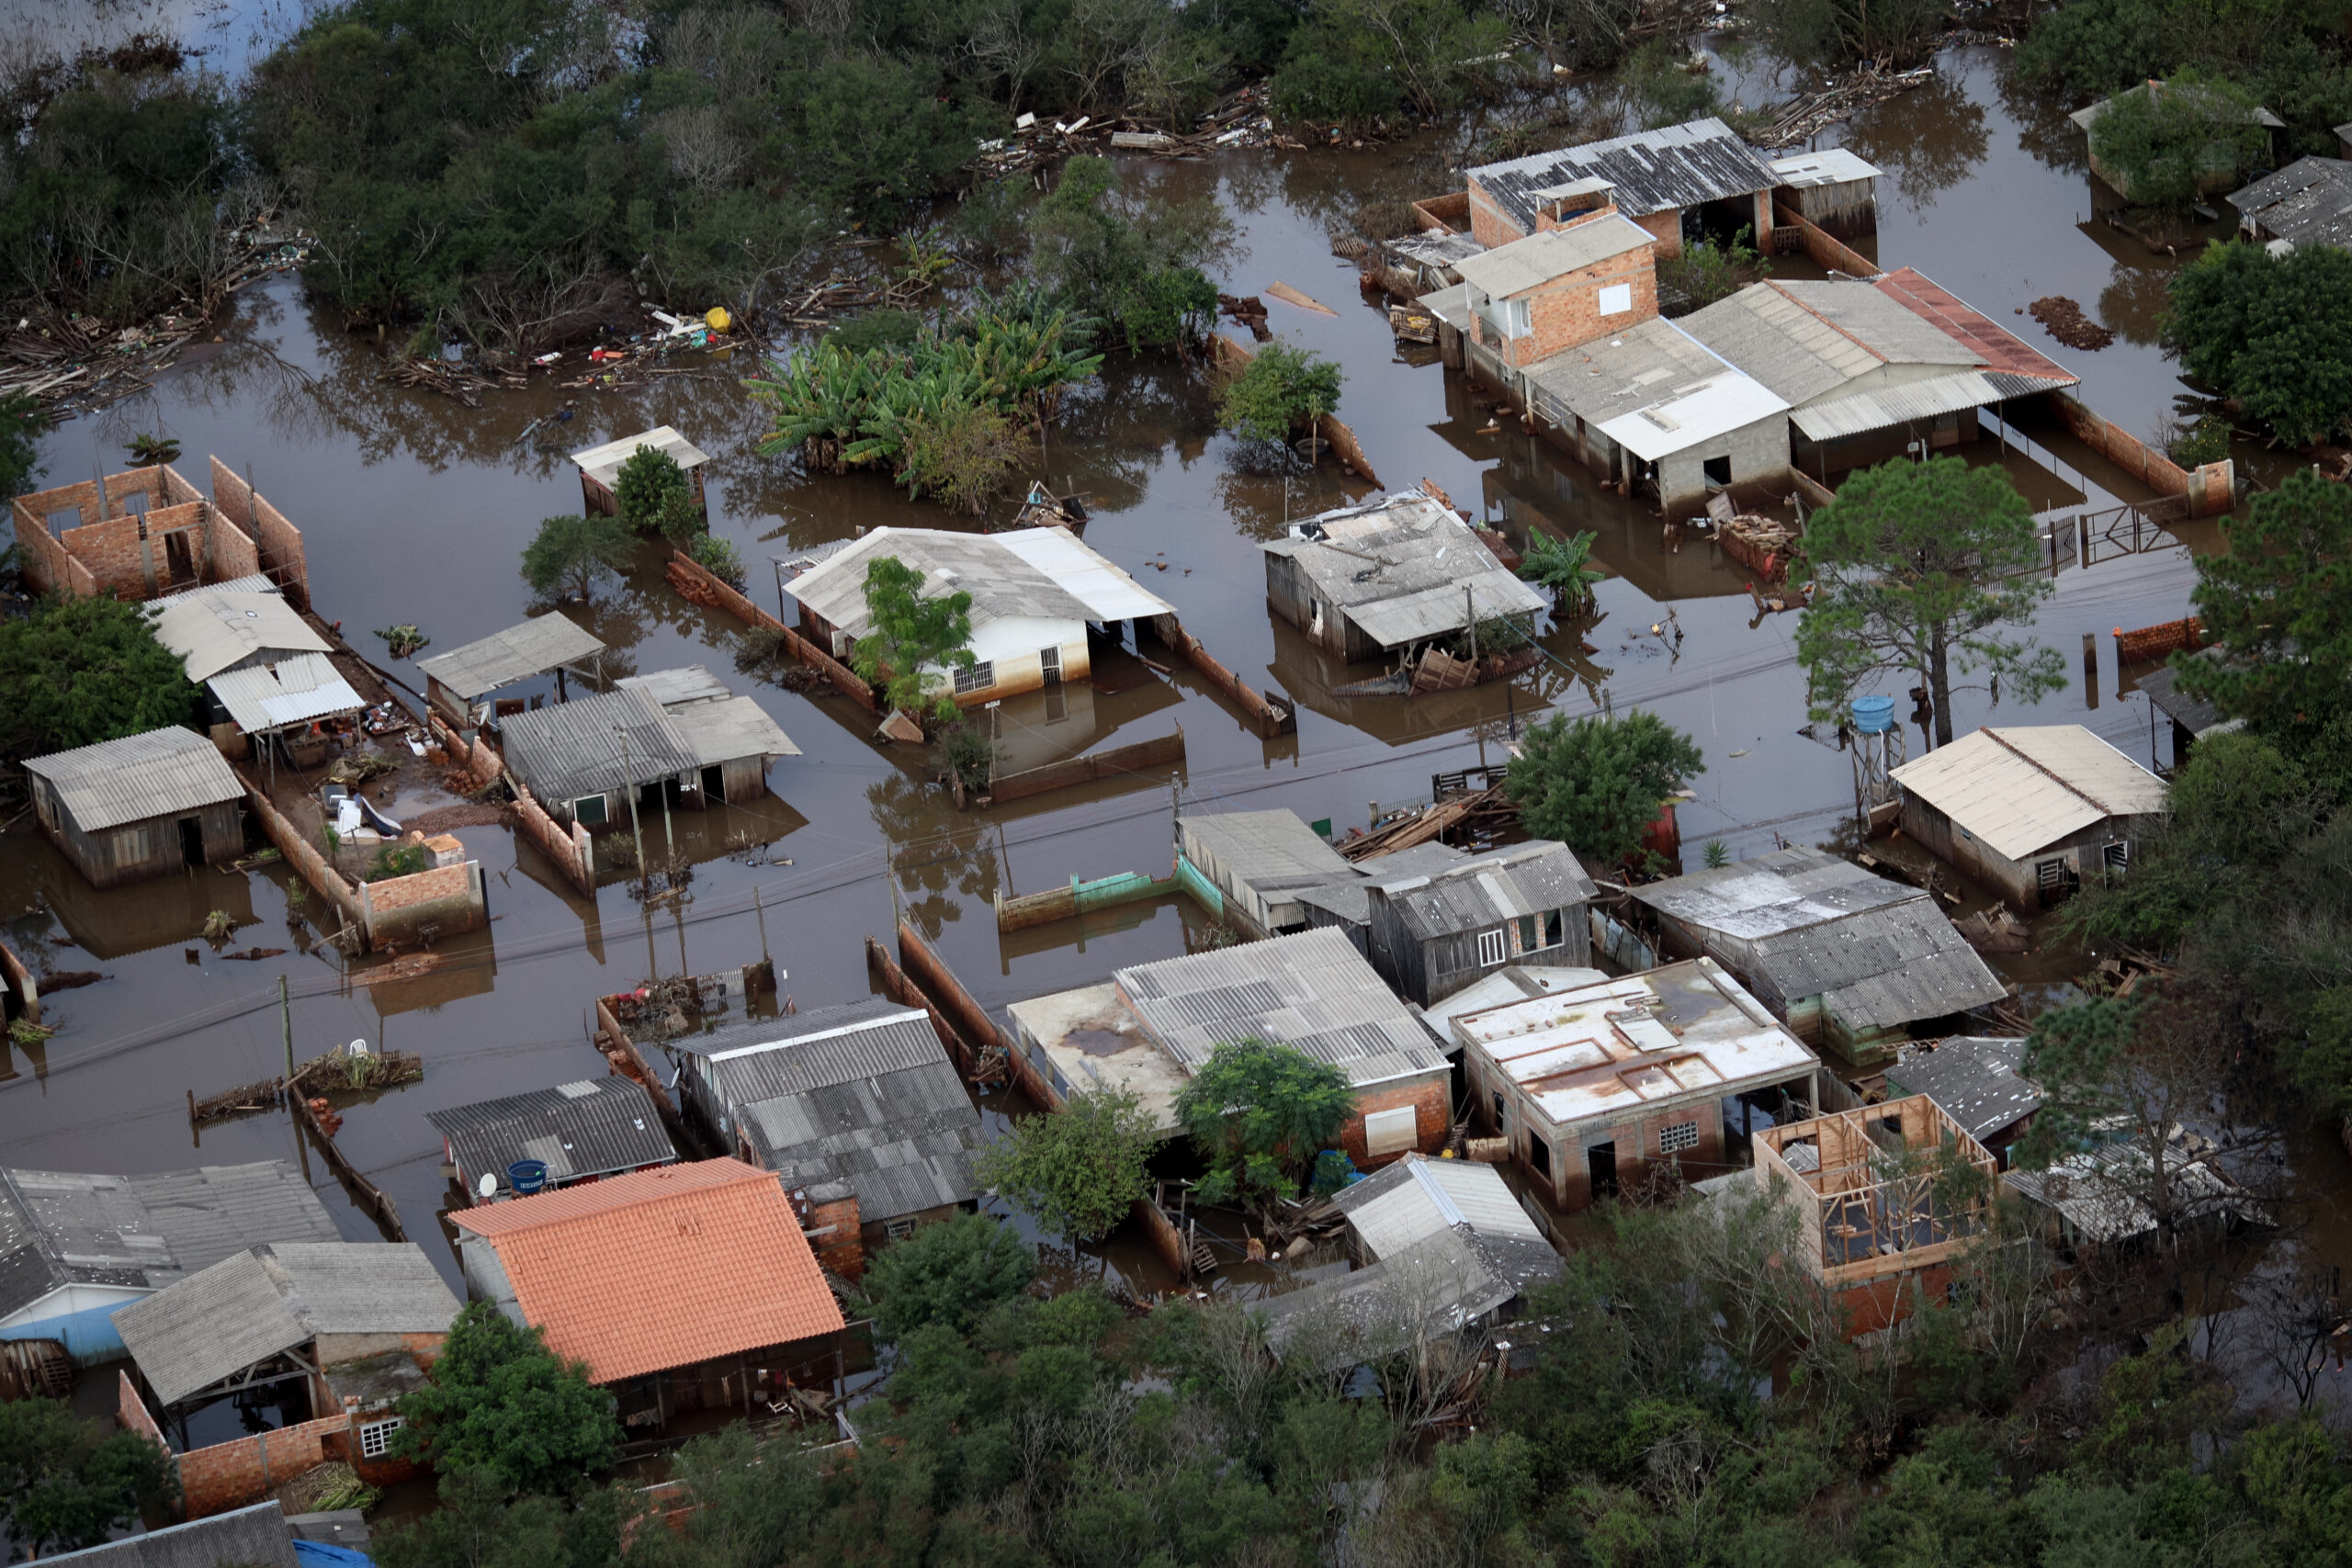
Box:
[507, 1159, 548, 1195]
[1850, 694, 1896, 734]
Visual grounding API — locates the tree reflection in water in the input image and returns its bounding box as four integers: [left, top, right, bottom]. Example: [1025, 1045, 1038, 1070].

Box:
[867, 772, 1000, 942]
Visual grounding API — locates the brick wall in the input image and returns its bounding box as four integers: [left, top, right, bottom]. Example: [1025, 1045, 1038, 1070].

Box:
[1551, 1100, 1724, 1212]
[253, 492, 309, 605]
[210, 508, 261, 580]
[117, 1371, 165, 1449]
[18, 478, 104, 531]
[60, 513, 153, 598]
[801, 1192, 864, 1280]
[359, 858, 487, 946]
[178, 1412, 346, 1519]
[1335, 1074, 1451, 1170]
[1632, 208, 1682, 259]
[10, 503, 75, 593]
[209, 457, 255, 533]
[243, 781, 367, 937]
[1467, 177, 1524, 248]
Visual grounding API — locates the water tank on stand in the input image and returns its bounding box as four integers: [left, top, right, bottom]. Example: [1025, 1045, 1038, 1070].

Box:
[1849, 695, 1905, 833]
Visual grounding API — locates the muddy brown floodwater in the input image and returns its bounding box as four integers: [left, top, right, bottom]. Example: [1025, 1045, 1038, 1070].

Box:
[6, 41, 2349, 1353]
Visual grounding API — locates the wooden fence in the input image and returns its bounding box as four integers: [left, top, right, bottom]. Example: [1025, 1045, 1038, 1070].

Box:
[989, 728, 1185, 803]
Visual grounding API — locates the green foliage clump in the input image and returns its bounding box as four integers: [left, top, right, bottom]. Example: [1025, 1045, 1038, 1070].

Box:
[0, 594, 198, 763]
[0, 395, 40, 500]
[1029, 157, 1231, 354]
[1504, 709, 1704, 865]
[1657, 228, 1768, 313]
[1216, 341, 1343, 444]
[1268, 0, 1509, 127]
[0, 1397, 178, 1559]
[936, 720, 995, 792]
[975, 1087, 1159, 1243]
[2173, 468, 2352, 747]
[1518, 529, 1605, 613]
[688, 533, 745, 588]
[374, 1469, 625, 1568]
[2087, 76, 2270, 208]
[613, 447, 693, 536]
[1795, 457, 2065, 748]
[2165, 413, 2233, 468]
[1619, 38, 1722, 128]
[854, 555, 976, 722]
[1173, 1037, 1352, 1211]
[520, 513, 635, 603]
[2163, 241, 2352, 446]
[863, 1213, 1035, 1341]
[363, 843, 434, 882]
[394, 1301, 619, 1495]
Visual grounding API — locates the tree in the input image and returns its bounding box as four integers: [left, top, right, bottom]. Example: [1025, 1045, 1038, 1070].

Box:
[1748, 0, 1949, 66]
[1029, 156, 1232, 353]
[0, 1398, 176, 1560]
[974, 1087, 1159, 1244]
[899, 400, 1031, 516]
[520, 513, 636, 603]
[2162, 241, 2352, 446]
[854, 554, 976, 722]
[1516, 530, 1605, 615]
[0, 394, 40, 499]
[1216, 341, 1343, 445]
[0, 594, 198, 763]
[1502, 710, 1704, 864]
[863, 1212, 1035, 1341]
[2171, 468, 2352, 744]
[2087, 76, 2271, 209]
[374, 1469, 629, 1568]
[394, 1301, 619, 1495]
[1172, 1037, 1352, 1212]
[1795, 457, 2066, 749]
[613, 446, 693, 535]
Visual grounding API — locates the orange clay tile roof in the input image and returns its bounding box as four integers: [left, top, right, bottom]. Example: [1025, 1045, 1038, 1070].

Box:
[450, 1158, 842, 1384]
[1873, 267, 2077, 385]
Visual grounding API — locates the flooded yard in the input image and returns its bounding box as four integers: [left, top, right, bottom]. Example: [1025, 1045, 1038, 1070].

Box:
[5, 35, 2348, 1331]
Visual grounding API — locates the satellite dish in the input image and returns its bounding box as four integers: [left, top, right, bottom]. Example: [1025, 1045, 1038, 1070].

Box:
[477, 1173, 498, 1200]
[348, 1038, 370, 1056]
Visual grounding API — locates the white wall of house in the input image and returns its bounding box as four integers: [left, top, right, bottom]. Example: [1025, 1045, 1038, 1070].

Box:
[924, 615, 1092, 705]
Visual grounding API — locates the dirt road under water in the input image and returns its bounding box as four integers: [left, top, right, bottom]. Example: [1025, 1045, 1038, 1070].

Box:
[5, 41, 2347, 1324]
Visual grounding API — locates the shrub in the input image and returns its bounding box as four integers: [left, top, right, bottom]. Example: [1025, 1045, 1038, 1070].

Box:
[901, 401, 1030, 515]
[519, 513, 635, 602]
[362, 843, 434, 882]
[863, 1213, 1034, 1341]
[614, 446, 693, 533]
[0, 594, 198, 763]
[690, 533, 745, 586]
[1216, 340, 1343, 443]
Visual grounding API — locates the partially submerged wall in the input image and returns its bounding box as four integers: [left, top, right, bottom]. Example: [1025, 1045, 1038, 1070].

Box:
[1772, 202, 1881, 278]
[663, 549, 877, 711]
[989, 728, 1185, 803]
[241, 782, 367, 942]
[1146, 615, 1294, 737]
[2052, 393, 2234, 517]
[428, 715, 594, 897]
[358, 859, 487, 948]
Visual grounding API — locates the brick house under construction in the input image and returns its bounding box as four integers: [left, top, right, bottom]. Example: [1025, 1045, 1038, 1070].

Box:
[12, 457, 308, 606]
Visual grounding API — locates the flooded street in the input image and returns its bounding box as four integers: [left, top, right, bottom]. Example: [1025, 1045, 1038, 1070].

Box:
[6, 35, 2348, 1320]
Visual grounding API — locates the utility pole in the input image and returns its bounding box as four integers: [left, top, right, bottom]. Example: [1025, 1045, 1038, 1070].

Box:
[616, 726, 646, 876]
[278, 975, 294, 1095]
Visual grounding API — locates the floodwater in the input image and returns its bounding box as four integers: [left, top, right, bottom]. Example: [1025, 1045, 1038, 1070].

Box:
[6, 38, 2348, 1338]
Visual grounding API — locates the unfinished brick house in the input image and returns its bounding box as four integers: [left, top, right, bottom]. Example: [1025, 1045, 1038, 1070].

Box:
[1753, 1095, 1998, 1337]
[12, 457, 308, 606]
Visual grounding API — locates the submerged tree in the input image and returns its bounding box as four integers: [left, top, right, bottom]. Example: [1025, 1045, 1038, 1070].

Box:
[1503, 709, 1704, 865]
[519, 513, 635, 603]
[1028, 155, 1231, 353]
[1216, 340, 1344, 445]
[0, 1398, 177, 1560]
[2162, 241, 2352, 447]
[1795, 457, 2065, 749]
[0, 593, 198, 763]
[1516, 529, 1606, 615]
[2088, 75, 2271, 209]
[2171, 468, 2352, 745]
[975, 1087, 1159, 1244]
[863, 1213, 1035, 1340]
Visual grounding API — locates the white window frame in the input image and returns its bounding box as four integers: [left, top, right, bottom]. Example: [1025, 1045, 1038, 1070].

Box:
[358, 1416, 403, 1460]
[953, 660, 995, 696]
[1476, 928, 1508, 967]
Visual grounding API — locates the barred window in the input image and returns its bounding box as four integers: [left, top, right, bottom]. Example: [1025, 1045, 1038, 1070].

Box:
[1659, 1120, 1700, 1156]
[885, 1216, 919, 1241]
[358, 1417, 403, 1459]
[953, 660, 995, 695]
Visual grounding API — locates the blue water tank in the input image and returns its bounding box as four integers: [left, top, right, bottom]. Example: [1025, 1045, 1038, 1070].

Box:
[507, 1159, 548, 1195]
[1850, 694, 1896, 734]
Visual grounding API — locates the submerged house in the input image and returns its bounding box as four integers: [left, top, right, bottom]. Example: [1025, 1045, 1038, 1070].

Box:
[1362, 840, 1598, 1007]
[2228, 154, 2352, 251]
[426, 1077, 679, 1204]
[25, 728, 245, 888]
[2071, 80, 2282, 202]
[10, 457, 309, 607]
[496, 672, 798, 829]
[0, 1161, 338, 1362]
[1175, 809, 1357, 937]
[417, 614, 606, 728]
[1457, 117, 1783, 257]
[1754, 1095, 1997, 1337]
[784, 527, 1174, 708]
[1260, 1153, 1561, 1367]
[1446, 959, 1825, 1212]
[669, 998, 982, 1279]
[1624, 845, 2007, 1073]
[1010, 929, 1453, 1166]
[1766, 147, 1883, 233]
[1890, 725, 2167, 909]
[571, 427, 710, 520]
[144, 581, 364, 755]
[451, 1161, 845, 1429]
[1263, 492, 1546, 665]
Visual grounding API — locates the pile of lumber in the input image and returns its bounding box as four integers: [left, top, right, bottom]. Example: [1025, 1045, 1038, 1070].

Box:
[1749, 62, 1934, 146]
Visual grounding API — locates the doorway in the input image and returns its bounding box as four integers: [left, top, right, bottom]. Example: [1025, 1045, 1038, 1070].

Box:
[162, 530, 197, 588]
[700, 764, 725, 801]
[1586, 1140, 1617, 1200]
[177, 816, 205, 867]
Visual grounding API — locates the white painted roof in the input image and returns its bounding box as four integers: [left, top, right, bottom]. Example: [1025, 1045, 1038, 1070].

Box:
[786, 526, 1174, 640]
[569, 425, 709, 487]
[1453, 215, 1655, 299]
[1891, 726, 2167, 861]
[1767, 147, 1882, 186]
[1595, 365, 1790, 460]
[994, 526, 1178, 623]
[1447, 959, 1817, 1131]
[207, 653, 364, 735]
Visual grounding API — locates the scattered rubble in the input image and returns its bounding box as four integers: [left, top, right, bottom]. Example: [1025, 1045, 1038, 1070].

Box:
[2028, 296, 2114, 350]
[1747, 62, 1934, 147]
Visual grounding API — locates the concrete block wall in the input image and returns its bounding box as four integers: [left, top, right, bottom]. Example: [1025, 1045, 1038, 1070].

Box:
[1335, 1075, 1451, 1170]
[359, 859, 487, 947]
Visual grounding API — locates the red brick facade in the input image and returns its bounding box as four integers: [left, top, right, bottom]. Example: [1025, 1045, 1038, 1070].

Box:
[1335, 1072, 1452, 1171]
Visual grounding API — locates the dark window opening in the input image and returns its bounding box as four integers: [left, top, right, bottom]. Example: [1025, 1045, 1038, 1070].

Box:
[178, 816, 204, 867]
[1702, 455, 1732, 487]
[1491, 1090, 1507, 1130]
[701, 764, 725, 799]
[1587, 1141, 1618, 1198]
[1528, 1136, 1552, 1176]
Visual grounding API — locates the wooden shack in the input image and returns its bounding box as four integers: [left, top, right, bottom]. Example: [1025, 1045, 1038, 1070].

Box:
[1362, 840, 1595, 1007]
[24, 728, 245, 888]
[1767, 148, 1882, 233]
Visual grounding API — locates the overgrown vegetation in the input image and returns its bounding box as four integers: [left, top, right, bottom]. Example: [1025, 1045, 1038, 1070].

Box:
[1216, 341, 1344, 445]
[1172, 1036, 1353, 1213]
[1517, 528, 1606, 614]
[2163, 240, 2352, 447]
[0, 1396, 177, 1560]
[1504, 708, 1705, 865]
[362, 843, 434, 882]
[0, 594, 198, 764]
[852, 555, 977, 722]
[394, 1301, 619, 1496]
[977, 1089, 1160, 1243]
[2086, 75, 2271, 208]
[520, 513, 636, 604]
[1657, 229, 1768, 313]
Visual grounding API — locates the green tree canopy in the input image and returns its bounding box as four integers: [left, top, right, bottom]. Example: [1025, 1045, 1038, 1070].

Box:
[1029, 156, 1232, 353]
[520, 513, 636, 603]
[0, 1399, 175, 1560]
[1794, 457, 2065, 748]
[975, 1087, 1160, 1244]
[1172, 1037, 1352, 1211]
[863, 1213, 1035, 1341]
[612, 446, 698, 542]
[2162, 241, 2352, 446]
[2087, 76, 2271, 209]
[1516, 530, 1606, 614]
[0, 594, 198, 763]
[1502, 709, 1704, 864]
[2172, 468, 2352, 745]
[854, 554, 976, 721]
[1216, 341, 1343, 444]
[394, 1300, 619, 1495]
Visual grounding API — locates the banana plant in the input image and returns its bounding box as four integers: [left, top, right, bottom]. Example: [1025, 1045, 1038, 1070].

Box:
[1519, 529, 1607, 615]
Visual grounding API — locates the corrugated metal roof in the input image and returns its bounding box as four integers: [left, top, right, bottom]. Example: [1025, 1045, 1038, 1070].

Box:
[1179, 811, 1354, 897]
[617, 664, 733, 707]
[674, 694, 799, 765]
[1371, 840, 1596, 944]
[1526, 315, 1743, 426]
[144, 574, 277, 610]
[1680, 283, 1890, 405]
[1886, 1036, 2042, 1144]
[113, 1242, 460, 1407]
[498, 685, 702, 804]
[1874, 268, 2079, 382]
[2004, 1144, 2254, 1244]
[1116, 928, 1449, 1089]
[2137, 660, 2236, 739]
[1767, 147, 1882, 186]
[147, 590, 329, 682]
[1258, 1224, 1561, 1367]
[417, 615, 605, 701]
[1891, 725, 2167, 860]
[786, 526, 1174, 640]
[740, 1057, 981, 1223]
[1453, 216, 1655, 298]
[208, 653, 364, 735]
[672, 998, 939, 1083]
[1295, 840, 1469, 929]
[426, 1077, 677, 1192]
[569, 425, 710, 487]
[1337, 1152, 1549, 1258]
[1790, 368, 2073, 441]
[37, 1501, 300, 1568]
[1596, 366, 1790, 461]
[1755, 904, 2009, 1029]
[1262, 492, 1545, 651]
[2228, 155, 2352, 247]
[1631, 845, 1914, 938]
[1445, 959, 1817, 1131]
[1417, 282, 1475, 330]
[1469, 117, 1779, 230]
[25, 727, 241, 832]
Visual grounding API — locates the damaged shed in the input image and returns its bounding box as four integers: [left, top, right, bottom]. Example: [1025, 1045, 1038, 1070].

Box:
[1263, 492, 1545, 665]
[496, 672, 798, 829]
[1363, 840, 1597, 1007]
[25, 728, 245, 888]
[417, 614, 605, 727]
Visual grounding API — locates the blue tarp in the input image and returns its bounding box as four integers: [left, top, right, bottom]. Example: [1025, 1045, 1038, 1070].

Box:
[295, 1540, 375, 1568]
